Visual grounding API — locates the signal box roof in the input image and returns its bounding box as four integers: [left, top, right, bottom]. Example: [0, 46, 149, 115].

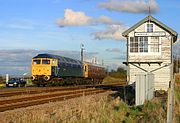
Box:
[122, 15, 178, 42]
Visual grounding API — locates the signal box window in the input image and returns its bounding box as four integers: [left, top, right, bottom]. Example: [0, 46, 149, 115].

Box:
[130, 37, 148, 53]
[130, 37, 138, 52]
[147, 24, 153, 32]
[138, 37, 148, 52]
[42, 60, 50, 64]
[33, 60, 40, 64]
[150, 37, 160, 52]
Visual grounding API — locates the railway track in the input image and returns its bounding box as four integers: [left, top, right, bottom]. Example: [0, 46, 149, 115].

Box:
[0, 82, 126, 112]
[0, 82, 127, 112]
[0, 86, 86, 98]
[0, 88, 107, 112]
[0, 82, 126, 98]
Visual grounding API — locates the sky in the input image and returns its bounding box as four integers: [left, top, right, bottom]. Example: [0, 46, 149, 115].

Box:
[0, 0, 179, 75]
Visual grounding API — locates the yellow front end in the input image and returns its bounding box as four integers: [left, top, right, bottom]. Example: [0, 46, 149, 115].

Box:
[31, 58, 58, 81]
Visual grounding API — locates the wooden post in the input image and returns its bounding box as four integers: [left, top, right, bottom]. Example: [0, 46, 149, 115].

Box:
[167, 84, 172, 123]
[167, 76, 175, 123]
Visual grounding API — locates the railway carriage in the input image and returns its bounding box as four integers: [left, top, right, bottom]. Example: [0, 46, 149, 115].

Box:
[32, 54, 106, 86]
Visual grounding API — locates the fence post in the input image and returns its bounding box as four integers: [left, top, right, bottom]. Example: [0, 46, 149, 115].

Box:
[167, 77, 175, 123]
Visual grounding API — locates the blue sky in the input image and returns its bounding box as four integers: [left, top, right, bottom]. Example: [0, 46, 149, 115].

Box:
[0, 0, 179, 75]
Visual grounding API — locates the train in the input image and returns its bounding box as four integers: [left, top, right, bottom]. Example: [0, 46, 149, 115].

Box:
[31, 54, 107, 86]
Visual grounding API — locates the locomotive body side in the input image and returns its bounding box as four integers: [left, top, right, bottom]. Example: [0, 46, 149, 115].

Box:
[57, 57, 84, 78]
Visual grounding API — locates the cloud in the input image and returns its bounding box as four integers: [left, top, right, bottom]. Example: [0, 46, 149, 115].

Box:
[56, 9, 121, 27]
[92, 24, 127, 40]
[99, 0, 159, 14]
[105, 48, 121, 53]
[56, 9, 126, 41]
[56, 9, 92, 26]
[0, 49, 98, 75]
[95, 16, 121, 25]
[113, 55, 126, 60]
[105, 62, 126, 71]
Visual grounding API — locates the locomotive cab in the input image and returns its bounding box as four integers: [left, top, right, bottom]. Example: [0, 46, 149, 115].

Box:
[32, 58, 58, 81]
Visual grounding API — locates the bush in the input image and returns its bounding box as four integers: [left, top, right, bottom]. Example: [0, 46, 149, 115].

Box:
[109, 67, 126, 79]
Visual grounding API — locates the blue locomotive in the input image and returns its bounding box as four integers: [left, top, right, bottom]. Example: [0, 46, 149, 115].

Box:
[32, 54, 106, 86]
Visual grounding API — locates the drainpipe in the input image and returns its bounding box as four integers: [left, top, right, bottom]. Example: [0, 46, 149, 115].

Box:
[126, 37, 130, 84]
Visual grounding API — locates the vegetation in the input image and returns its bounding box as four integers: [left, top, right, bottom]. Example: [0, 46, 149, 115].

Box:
[174, 74, 180, 123]
[103, 67, 127, 83]
[0, 94, 168, 123]
[0, 76, 5, 84]
[0, 76, 5, 87]
[25, 78, 33, 86]
[109, 67, 126, 79]
[1, 71, 179, 123]
[173, 58, 180, 74]
[103, 76, 126, 83]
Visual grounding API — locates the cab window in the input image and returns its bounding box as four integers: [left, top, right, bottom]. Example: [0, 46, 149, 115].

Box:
[42, 60, 50, 64]
[33, 60, 41, 64]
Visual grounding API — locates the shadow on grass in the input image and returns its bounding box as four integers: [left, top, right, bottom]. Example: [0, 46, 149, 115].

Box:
[95, 83, 135, 105]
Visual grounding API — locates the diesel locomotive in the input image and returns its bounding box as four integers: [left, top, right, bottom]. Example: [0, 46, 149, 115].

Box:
[31, 54, 106, 86]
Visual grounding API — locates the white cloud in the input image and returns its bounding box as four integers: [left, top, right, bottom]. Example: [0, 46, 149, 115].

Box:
[95, 16, 121, 25]
[0, 49, 98, 75]
[56, 9, 126, 41]
[99, 0, 159, 14]
[105, 48, 121, 53]
[93, 24, 127, 41]
[56, 9, 92, 26]
[56, 9, 121, 27]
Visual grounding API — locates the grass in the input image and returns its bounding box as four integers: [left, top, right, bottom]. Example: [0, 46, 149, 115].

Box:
[2, 74, 179, 123]
[174, 74, 180, 123]
[0, 93, 168, 123]
[26, 78, 33, 86]
[0, 84, 5, 88]
[103, 76, 126, 83]
[175, 74, 180, 83]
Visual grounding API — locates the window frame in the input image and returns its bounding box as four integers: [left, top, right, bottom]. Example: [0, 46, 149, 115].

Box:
[42, 59, 51, 64]
[33, 59, 41, 65]
[129, 36, 161, 55]
[137, 37, 148, 53]
[150, 37, 160, 53]
[146, 23, 154, 32]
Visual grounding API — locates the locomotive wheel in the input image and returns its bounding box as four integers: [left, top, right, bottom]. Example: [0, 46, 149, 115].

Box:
[43, 76, 50, 81]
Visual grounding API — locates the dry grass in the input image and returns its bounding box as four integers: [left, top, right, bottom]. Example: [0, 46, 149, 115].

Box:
[103, 76, 126, 83]
[0, 90, 168, 123]
[0, 92, 115, 123]
[175, 73, 180, 84]
[0, 74, 174, 123]
[174, 74, 180, 123]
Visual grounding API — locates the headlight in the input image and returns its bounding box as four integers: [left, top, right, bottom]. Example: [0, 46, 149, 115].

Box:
[14, 82, 17, 84]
